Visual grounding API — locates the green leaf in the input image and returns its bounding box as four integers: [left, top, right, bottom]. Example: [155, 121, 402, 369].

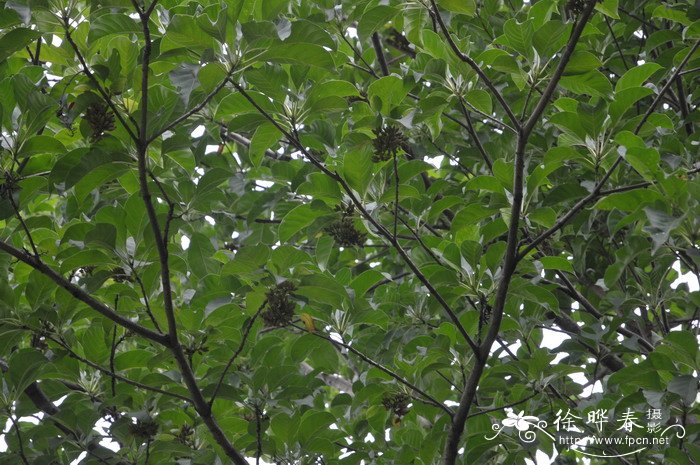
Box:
[464, 89, 492, 115]
[503, 18, 534, 57]
[358, 5, 398, 38]
[595, 0, 619, 19]
[169, 63, 201, 106]
[652, 5, 691, 27]
[7, 349, 46, 394]
[595, 190, 662, 211]
[88, 14, 141, 41]
[278, 203, 326, 242]
[559, 70, 612, 97]
[538, 256, 574, 273]
[350, 269, 385, 296]
[161, 15, 217, 52]
[342, 150, 373, 195]
[249, 123, 282, 166]
[643, 208, 682, 252]
[367, 75, 408, 113]
[17, 135, 66, 158]
[438, 0, 476, 16]
[667, 375, 698, 405]
[0, 28, 40, 62]
[563, 51, 602, 75]
[615, 63, 663, 92]
[187, 232, 219, 278]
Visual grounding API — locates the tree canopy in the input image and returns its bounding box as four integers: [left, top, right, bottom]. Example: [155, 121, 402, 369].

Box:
[0, 0, 699, 464]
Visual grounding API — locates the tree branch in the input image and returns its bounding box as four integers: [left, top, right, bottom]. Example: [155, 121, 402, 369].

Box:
[372, 32, 390, 76]
[457, 98, 493, 172]
[429, 0, 520, 129]
[132, 8, 249, 463]
[7, 412, 30, 465]
[519, 39, 700, 259]
[147, 66, 236, 144]
[0, 239, 169, 344]
[209, 301, 266, 406]
[232, 81, 480, 355]
[295, 325, 453, 416]
[443, 4, 598, 462]
[62, 17, 139, 142]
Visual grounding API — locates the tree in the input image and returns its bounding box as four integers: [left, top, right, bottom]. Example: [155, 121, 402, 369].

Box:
[0, 0, 698, 463]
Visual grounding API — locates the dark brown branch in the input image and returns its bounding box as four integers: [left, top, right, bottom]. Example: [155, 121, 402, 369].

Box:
[209, 301, 266, 406]
[520, 39, 700, 258]
[0, 239, 169, 344]
[232, 81, 480, 355]
[295, 325, 453, 416]
[372, 32, 390, 76]
[45, 333, 193, 402]
[443, 3, 599, 463]
[429, 0, 520, 129]
[147, 66, 236, 144]
[62, 18, 139, 142]
[132, 6, 249, 464]
[8, 413, 30, 465]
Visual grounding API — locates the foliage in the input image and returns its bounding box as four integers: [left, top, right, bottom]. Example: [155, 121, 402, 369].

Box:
[0, 0, 699, 464]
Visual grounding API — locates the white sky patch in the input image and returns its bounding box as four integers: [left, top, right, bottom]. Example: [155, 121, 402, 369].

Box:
[255, 180, 274, 190]
[581, 380, 604, 398]
[493, 340, 521, 358]
[329, 331, 344, 344]
[424, 154, 444, 168]
[672, 260, 699, 290]
[190, 125, 206, 138]
[204, 215, 216, 225]
[180, 235, 190, 250]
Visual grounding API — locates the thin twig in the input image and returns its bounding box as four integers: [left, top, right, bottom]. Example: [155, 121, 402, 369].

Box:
[467, 392, 538, 419]
[232, 81, 480, 355]
[429, 0, 520, 129]
[9, 195, 39, 257]
[40, 332, 194, 402]
[458, 98, 493, 172]
[295, 325, 453, 416]
[62, 18, 139, 142]
[8, 413, 30, 465]
[520, 39, 700, 258]
[209, 301, 266, 406]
